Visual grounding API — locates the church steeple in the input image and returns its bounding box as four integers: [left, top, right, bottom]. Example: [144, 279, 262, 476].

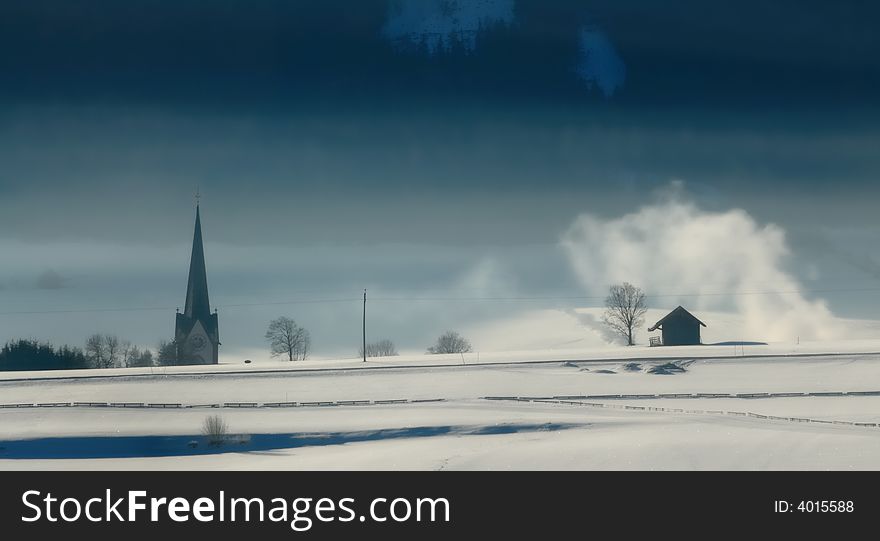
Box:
[183, 205, 211, 320]
[175, 201, 220, 365]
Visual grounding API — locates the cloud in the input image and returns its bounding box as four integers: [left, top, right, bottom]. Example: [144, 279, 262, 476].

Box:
[559, 186, 844, 342]
[35, 269, 70, 290]
[452, 256, 515, 295]
[575, 26, 626, 97]
[382, 0, 515, 55]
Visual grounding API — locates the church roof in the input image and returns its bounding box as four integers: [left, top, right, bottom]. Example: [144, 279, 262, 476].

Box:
[184, 205, 212, 321]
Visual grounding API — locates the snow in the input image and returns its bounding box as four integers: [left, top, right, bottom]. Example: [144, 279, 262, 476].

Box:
[4, 336, 880, 384]
[3, 342, 880, 470]
[3, 402, 879, 470]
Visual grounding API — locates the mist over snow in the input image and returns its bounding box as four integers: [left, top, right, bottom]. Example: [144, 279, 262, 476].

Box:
[560, 187, 844, 343]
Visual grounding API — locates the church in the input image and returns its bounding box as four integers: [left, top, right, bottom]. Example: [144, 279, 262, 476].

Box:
[174, 204, 220, 364]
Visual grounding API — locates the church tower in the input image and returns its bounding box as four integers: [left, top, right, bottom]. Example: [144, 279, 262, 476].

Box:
[174, 204, 220, 364]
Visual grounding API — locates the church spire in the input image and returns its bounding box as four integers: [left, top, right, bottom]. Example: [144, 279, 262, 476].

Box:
[175, 198, 219, 365]
[183, 204, 211, 320]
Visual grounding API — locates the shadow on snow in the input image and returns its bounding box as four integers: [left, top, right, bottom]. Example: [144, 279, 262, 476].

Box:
[0, 423, 583, 460]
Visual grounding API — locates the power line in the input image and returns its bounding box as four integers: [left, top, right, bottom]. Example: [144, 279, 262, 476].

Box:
[368, 286, 880, 302]
[219, 298, 358, 308]
[0, 297, 360, 316]
[1, 286, 880, 317]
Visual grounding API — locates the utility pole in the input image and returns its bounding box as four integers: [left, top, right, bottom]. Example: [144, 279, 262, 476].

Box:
[363, 289, 367, 363]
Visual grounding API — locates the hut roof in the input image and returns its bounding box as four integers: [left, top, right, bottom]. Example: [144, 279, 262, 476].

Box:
[648, 306, 707, 332]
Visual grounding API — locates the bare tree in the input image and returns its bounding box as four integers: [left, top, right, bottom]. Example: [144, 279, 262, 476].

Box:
[602, 282, 648, 346]
[123, 343, 154, 367]
[121, 340, 134, 365]
[105, 335, 121, 366]
[84, 334, 108, 368]
[156, 339, 175, 366]
[359, 339, 399, 358]
[265, 317, 311, 361]
[427, 331, 472, 354]
[84, 333, 124, 368]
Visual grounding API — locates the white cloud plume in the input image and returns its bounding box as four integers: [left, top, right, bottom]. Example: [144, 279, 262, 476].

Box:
[560, 189, 844, 342]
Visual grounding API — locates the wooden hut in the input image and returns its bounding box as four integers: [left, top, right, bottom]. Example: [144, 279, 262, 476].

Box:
[648, 306, 706, 346]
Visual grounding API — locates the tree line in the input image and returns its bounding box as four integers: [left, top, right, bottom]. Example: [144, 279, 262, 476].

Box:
[0, 334, 177, 372]
[0, 325, 473, 372]
[263, 316, 473, 361]
[0, 282, 647, 371]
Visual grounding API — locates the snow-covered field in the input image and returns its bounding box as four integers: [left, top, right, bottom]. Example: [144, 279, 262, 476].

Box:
[3, 342, 880, 470]
[4, 334, 879, 382]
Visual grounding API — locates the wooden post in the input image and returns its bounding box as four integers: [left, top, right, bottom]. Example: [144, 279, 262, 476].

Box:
[363, 289, 367, 363]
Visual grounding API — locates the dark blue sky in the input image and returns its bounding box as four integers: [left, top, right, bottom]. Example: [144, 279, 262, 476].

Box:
[2, 1, 878, 220]
[2, 1, 876, 108]
[0, 1, 878, 357]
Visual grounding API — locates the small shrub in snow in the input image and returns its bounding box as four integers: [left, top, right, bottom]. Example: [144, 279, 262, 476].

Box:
[202, 414, 229, 445]
[427, 331, 472, 354]
[359, 339, 399, 358]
